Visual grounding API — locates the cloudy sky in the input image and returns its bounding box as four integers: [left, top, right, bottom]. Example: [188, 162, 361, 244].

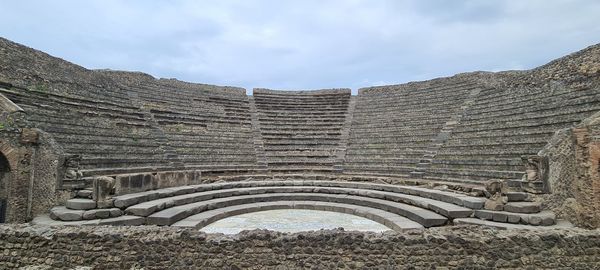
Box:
[1, 0, 599, 94]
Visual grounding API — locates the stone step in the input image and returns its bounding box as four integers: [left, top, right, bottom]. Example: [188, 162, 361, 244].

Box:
[65, 198, 97, 210]
[172, 201, 424, 232]
[49, 206, 123, 221]
[35, 214, 145, 226]
[146, 193, 448, 227]
[503, 202, 542, 214]
[124, 186, 473, 219]
[453, 218, 573, 230]
[474, 210, 555, 226]
[505, 192, 529, 202]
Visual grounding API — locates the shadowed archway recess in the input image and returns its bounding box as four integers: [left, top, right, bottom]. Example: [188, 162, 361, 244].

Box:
[0, 152, 11, 223]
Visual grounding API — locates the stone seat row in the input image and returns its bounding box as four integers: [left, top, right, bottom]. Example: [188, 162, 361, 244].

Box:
[6, 89, 145, 117]
[344, 150, 430, 158]
[343, 165, 416, 175]
[153, 113, 251, 125]
[260, 122, 343, 128]
[353, 97, 469, 110]
[351, 118, 449, 128]
[347, 138, 435, 145]
[139, 94, 250, 108]
[22, 104, 147, 125]
[423, 168, 523, 182]
[165, 132, 254, 140]
[447, 126, 564, 140]
[437, 142, 547, 152]
[354, 95, 470, 108]
[257, 117, 347, 122]
[357, 84, 473, 98]
[465, 95, 600, 122]
[443, 134, 552, 146]
[261, 135, 342, 140]
[354, 101, 462, 111]
[252, 97, 350, 104]
[460, 108, 600, 129]
[430, 158, 521, 166]
[0, 87, 141, 113]
[344, 157, 421, 164]
[257, 112, 348, 118]
[428, 160, 523, 172]
[455, 113, 588, 133]
[468, 87, 598, 113]
[131, 86, 250, 103]
[449, 121, 578, 136]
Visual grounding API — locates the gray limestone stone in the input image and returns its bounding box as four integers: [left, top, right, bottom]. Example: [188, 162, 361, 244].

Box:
[65, 199, 97, 210]
[109, 208, 123, 217]
[96, 198, 114, 209]
[76, 189, 93, 199]
[504, 202, 541, 214]
[50, 206, 84, 221]
[96, 216, 145, 226]
[505, 192, 529, 202]
[492, 212, 508, 223]
[82, 209, 111, 220]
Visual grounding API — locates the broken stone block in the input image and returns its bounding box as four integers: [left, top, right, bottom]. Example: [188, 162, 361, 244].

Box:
[19, 128, 39, 144]
[484, 193, 507, 211]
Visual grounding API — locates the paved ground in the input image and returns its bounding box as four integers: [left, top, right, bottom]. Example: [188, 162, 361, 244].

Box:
[200, 209, 391, 234]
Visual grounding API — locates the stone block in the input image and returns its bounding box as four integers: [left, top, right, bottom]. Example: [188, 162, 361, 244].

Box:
[126, 204, 159, 217]
[492, 212, 508, 223]
[109, 208, 123, 217]
[96, 216, 145, 226]
[507, 214, 521, 224]
[142, 174, 152, 190]
[96, 198, 114, 209]
[19, 128, 39, 144]
[504, 202, 541, 214]
[529, 215, 542, 226]
[83, 209, 111, 220]
[65, 199, 96, 210]
[76, 189, 93, 199]
[474, 210, 494, 220]
[506, 192, 529, 202]
[117, 175, 130, 194]
[50, 206, 84, 221]
[130, 174, 143, 189]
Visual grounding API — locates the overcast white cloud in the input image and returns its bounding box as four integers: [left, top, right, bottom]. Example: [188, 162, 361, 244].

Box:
[1, 0, 599, 94]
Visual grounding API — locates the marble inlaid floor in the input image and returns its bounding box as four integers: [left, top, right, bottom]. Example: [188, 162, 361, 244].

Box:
[200, 209, 391, 234]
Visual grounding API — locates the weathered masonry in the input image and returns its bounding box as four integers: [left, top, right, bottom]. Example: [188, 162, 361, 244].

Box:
[0, 37, 599, 268]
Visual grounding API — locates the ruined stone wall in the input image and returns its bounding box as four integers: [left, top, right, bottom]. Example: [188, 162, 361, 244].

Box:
[540, 112, 600, 229]
[0, 95, 65, 223]
[29, 131, 69, 219]
[0, 224, 599, 269]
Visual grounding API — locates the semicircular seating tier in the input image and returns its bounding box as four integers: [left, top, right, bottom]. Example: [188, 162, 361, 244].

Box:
[36, 179, 571, 231]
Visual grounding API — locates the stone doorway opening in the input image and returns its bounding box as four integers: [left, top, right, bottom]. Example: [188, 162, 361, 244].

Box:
[0, 152, 11, 223]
